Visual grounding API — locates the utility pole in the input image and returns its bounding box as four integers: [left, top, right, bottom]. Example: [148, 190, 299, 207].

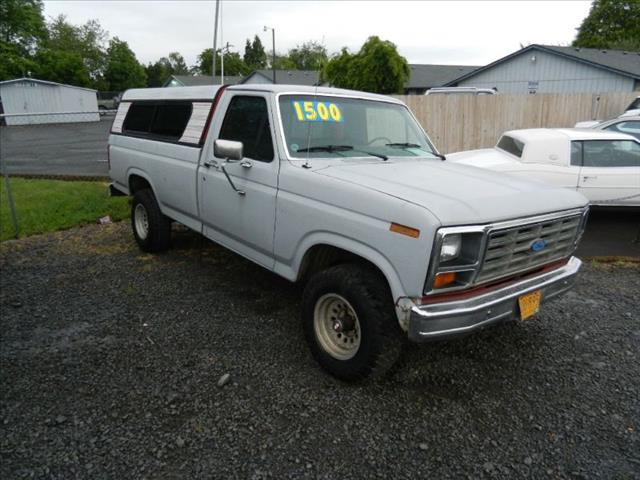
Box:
[212, 0, 220, 79]
[221, 42, 233, 84]
[264, 26, 276, 84]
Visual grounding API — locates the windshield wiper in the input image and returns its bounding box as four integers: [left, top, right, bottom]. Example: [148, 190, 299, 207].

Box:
[296, 144, 353, 153]
[385, 142, 446, 161]
[297, 144, 388, 161]
[385, 142, 422, 148]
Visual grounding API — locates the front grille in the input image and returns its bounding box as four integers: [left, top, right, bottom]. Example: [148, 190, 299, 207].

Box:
[476, 214, 582, 284]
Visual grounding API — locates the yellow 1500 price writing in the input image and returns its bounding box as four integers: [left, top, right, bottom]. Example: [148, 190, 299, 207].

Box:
[292, 101, 344, 123]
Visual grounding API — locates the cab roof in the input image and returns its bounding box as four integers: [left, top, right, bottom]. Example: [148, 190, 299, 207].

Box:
[121, 84, 403, 104]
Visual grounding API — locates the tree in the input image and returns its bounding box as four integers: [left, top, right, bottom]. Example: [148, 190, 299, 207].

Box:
[104, 37, 146, 91]
[145, 58, 172, 87]
[573, 0, 640, 49]
[288, 41, 328, 70]
[145, 52, 188, 87]
[0, 41, 38, 79]
[269, 51, 296, 70]
[0, 0, 46, 54]
[167, 52, 188, 75]
[0, 0, 46, 79]
[33, 48, 90, 87]
[322, 36, 409, 94]
[243, 35, 267, 70]
[320, 48, 354, 87]
[195, 48, 248, 76]
[40, 15, 108, 89]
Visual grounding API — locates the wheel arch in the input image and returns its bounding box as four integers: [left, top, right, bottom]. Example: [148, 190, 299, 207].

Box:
[293, 236, 406, 302]
[127, 169, 157, 198]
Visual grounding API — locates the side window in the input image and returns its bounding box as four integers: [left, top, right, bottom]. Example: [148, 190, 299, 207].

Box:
[150, 103, 192, 139]
[582, 140, 640, 168]
[570, 141, 582, 166]
[218, 96, 274, 162]
[496, 135, 524, 158]
[123, 103, 155, 133]
[605, 121, 640, 141]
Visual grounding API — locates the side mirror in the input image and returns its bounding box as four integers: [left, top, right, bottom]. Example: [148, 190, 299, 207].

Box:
[214, 139, 243, 162]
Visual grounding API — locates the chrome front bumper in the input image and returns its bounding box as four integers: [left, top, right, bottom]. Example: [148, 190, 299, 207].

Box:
[408, 256, 581, 342]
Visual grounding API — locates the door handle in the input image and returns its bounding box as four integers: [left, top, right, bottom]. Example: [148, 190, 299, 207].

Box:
[582, 175, 597, 181]
[203, 160, 217, 169]
[240, 160, 252, 169]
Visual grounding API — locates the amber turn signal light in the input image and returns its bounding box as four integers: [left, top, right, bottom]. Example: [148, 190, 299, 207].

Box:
[389, 223, 420, 238]
[433, 272, 456, 288]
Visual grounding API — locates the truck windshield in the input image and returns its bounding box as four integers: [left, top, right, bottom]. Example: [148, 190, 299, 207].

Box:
[278, 95, 437, 159]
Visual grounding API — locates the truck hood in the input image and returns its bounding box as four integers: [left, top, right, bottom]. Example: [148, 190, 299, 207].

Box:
[314, 159, 586, 225]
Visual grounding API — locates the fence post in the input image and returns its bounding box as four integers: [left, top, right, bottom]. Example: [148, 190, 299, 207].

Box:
[0, 115, 20, 238]
[3, 173, 19, 238]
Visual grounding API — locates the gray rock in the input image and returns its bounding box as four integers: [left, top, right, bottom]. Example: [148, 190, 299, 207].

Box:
[418, 443, 428, 451]
[483, 462, 495, 473]
[217, 373, 231, 387]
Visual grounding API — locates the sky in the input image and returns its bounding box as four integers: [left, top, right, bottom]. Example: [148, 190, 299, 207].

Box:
[43, 0, 593, 68]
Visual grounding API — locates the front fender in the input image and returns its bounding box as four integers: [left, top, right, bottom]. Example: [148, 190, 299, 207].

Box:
[275, 231, 408, 302]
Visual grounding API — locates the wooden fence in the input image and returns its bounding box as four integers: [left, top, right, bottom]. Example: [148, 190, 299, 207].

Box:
[393, 92, 638, 153]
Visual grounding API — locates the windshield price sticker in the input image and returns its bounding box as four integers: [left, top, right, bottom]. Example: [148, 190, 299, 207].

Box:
[292, 101, 344, 123]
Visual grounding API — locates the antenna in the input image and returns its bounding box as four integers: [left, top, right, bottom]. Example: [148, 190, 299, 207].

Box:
[302, 37, 327, 170]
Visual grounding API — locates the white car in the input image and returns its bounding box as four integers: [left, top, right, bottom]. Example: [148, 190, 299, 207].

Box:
[448, 129, 640, 207]
[574, 115, 640, 140]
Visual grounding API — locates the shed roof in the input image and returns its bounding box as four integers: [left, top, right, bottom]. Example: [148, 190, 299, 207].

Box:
[244, 70, 321, 86]
[0, 77, 97, 92]
[446, 44, 640, 86]
[407, 64, 480, 89]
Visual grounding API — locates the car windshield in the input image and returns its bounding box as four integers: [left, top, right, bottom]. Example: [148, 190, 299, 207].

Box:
[278, 95, 437, 159]
[626, 98, 640, 111]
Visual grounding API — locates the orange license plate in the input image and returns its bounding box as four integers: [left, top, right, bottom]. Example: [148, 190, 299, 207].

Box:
[518, 290, 542, 321]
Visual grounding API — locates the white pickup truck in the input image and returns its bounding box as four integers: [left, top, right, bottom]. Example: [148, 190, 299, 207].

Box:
[109, 84, 589, 381]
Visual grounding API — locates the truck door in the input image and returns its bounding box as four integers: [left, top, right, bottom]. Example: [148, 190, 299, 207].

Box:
[198, 93, 279, 268]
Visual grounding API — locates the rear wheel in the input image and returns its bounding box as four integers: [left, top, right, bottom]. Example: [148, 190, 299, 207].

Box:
[302, 264, 403, 381]
[131, 189, 171, 252]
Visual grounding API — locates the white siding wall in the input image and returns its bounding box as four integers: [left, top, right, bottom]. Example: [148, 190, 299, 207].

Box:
[457, 50, 635, 94]
[0, 80, 99, 125]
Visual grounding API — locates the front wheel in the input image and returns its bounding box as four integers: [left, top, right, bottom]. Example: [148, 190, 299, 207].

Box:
[302, 264, 403, 381]
[131, 189, 171, 253]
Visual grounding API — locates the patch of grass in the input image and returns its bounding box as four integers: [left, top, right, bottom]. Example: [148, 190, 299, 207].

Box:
[0, 178, 129, 241]
[587, 256, 640, 266]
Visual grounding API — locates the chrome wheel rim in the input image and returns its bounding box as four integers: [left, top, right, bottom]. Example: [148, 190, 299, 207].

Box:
[134, 204, 149, 240]
[313, 293, 361, 360]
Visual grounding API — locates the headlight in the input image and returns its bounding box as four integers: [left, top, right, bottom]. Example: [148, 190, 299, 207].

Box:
[440, 233, 461, 262]
[425, 229, 484, 294]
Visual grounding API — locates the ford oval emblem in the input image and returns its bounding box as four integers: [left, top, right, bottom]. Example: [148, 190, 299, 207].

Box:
[530, 238, 546, 252]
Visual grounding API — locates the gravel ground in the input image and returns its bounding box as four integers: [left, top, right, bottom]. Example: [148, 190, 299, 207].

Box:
[1, 223, 639, 479]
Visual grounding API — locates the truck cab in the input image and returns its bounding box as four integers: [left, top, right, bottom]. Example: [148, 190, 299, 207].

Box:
[109, 84, 589, 381]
